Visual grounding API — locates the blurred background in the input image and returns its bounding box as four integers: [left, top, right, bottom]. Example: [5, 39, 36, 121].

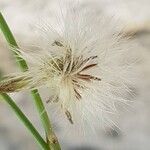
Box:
[0, 0, 150, 150]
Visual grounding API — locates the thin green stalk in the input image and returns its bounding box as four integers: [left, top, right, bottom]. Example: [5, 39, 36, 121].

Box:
[1, 93, 49, 150]
[31, 90, 61, 150]
[0, 12, 61, 149]
[0, 13, 28, 72]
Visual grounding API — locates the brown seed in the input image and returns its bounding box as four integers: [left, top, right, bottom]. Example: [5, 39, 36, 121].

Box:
[65, 110, 74, 124]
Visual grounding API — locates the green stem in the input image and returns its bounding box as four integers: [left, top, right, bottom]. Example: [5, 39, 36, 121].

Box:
[1, 93, 49, 150]
[0, 13, 28, 72]
[0, 12, 60, 149]
[31, 90, 61, 150]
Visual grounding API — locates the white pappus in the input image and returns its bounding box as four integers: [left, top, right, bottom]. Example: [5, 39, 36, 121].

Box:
[0, 1, 136, 133]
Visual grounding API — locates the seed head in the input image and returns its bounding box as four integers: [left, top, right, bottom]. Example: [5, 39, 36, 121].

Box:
[0, 2, 136, 131]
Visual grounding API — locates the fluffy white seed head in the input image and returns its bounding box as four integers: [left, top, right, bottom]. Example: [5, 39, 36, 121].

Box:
[0, 1, 137, 134]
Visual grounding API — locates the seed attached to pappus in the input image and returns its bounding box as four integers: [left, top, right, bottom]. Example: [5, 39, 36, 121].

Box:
[0, 2, 135, 130]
